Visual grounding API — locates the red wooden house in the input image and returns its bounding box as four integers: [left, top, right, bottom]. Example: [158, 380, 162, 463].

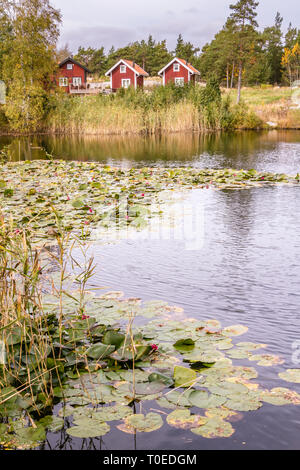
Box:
[105, 59, 149, 91]
[57, 57, 91, 93]
[158, 58, 200, 86]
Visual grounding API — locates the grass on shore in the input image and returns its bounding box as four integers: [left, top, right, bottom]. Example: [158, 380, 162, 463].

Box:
[226, 86, 300, 129]
[45, 83, 263, 135]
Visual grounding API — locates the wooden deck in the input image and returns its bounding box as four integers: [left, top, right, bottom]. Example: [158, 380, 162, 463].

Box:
[69, 88, 100, 95]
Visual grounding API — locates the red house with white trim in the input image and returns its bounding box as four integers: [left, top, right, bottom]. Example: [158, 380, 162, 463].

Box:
[57, 57, 91, 93]
[158, 58, 200, 86]
[105, 59, 149, 91]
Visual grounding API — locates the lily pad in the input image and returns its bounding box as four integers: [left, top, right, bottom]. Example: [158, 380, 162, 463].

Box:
[67, 419, 110, 438]
[166, 409, 207, 429]
[222, 325, 248, 337]
[248, 354, 284, 367]
[278, 369, 300, 383]
[174, 366, 197, 388]
[260, 387, 300, 406]
[188, 390, 227, 409]
[191, 417, 235, 439]
[85, 343, 115, 360]
[124, 413, 163, 433]
[225, 396, 262, 411]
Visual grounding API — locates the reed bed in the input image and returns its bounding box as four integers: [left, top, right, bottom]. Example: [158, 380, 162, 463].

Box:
[46, 84, 265, 136]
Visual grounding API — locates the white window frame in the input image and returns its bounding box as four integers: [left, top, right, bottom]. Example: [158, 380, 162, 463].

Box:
[67, 63, 73, 70]
[120, 65, 126, 73]
[59, 77, 68, 87]
[73, 77, 82, 86]
[173, 63, 180, 72]
[175, 77, 184, 87]
[122, 78, 131, 88]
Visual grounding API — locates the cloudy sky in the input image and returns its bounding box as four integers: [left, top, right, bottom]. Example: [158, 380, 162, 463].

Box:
[52, 0, 300, 53]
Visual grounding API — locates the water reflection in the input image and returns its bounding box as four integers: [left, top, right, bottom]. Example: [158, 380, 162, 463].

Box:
[2, 131, 300, 449]
[1, 130, 300, 173]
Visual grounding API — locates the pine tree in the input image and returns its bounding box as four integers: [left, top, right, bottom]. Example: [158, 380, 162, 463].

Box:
[263, 12, 283, 84]
[174, 34, 200, 62]
[229, 0, 259, 103]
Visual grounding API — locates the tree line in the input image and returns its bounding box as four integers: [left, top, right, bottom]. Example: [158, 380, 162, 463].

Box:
[0, 0, 300, 131]
[58, 0, 300, 96]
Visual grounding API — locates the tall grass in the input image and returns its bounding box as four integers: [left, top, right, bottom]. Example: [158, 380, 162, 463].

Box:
[46, 83, 264, 135]
[0, 214, 95, 413]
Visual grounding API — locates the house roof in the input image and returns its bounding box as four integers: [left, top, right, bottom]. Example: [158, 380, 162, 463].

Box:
[158, 57, 200, 76]
[105, 59, 149, 77]
[58, 57, 91, 73]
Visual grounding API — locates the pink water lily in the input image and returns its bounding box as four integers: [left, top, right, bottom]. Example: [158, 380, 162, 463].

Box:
[151, 344, 158, 351]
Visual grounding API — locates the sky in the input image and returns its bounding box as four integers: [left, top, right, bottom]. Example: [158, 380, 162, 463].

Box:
[52, 0, 300, 54]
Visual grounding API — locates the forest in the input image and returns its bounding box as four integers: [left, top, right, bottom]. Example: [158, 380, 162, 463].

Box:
[0, 0, 299, 132]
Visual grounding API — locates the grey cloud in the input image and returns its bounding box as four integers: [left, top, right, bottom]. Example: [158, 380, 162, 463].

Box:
[60, 25, 137, 53]
[183, 7, 199, 14]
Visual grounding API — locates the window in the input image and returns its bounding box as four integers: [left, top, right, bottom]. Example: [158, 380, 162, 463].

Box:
[173, 63, 180, 72]
[122, 78, 131, 88]
[59, 77, 68, 87]
[67, 63, 73, 70]
[120, 65, 126, 73]
[175, 77, 184, 87]
[73, 77, 82, 86]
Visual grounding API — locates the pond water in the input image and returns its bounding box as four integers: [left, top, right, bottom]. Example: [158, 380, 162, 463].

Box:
[3, 130, 300, 450]
[1, 130, 300, 174]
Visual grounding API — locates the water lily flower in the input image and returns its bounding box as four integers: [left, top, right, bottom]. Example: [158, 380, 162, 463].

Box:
[88, 208, 93, 213]
[81, 314, 90, 320]
[141, 193, 145, 197]
[151, 344, 158, 351]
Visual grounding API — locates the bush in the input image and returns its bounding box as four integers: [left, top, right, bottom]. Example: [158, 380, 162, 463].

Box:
[0, 105, 8, 131]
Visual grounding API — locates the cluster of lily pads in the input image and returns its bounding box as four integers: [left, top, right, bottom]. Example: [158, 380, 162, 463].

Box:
[0, 160, 299, 240]
[1, 159, 300, 450]
[1, 290, 300, 449]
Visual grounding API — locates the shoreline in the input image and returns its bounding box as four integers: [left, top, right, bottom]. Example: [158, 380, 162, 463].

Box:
[1, 125, 300, 137]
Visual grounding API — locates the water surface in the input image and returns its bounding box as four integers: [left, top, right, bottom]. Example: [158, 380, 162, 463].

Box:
[3, 131, 300, 450]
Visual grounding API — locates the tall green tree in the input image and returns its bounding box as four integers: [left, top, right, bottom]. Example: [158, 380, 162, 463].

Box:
[263, 12, 283, 84]
[3, 0, 61, 131]
[199, 19, 238, 87]
[74, 46, 106, 75]
[174, 34, 200, 62]
[229, 0, 259, 103]
[285, 23, 298, 49]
